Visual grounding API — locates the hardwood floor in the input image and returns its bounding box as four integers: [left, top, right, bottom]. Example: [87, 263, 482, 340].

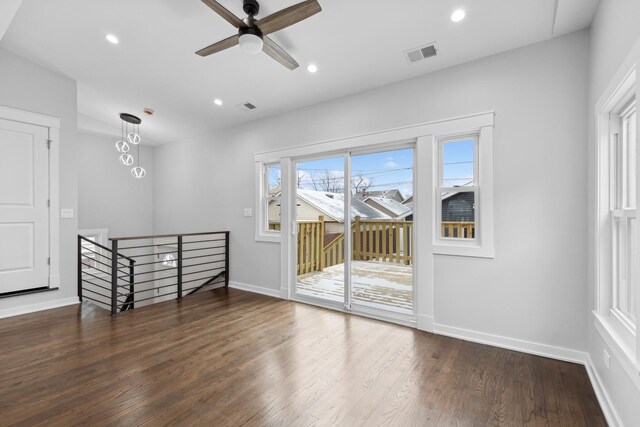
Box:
[0, 289, 605, 426]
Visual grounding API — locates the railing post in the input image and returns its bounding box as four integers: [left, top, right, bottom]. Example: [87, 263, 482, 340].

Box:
[128, 259, 135, 309]
[225, 231, 230, 288]
[111, 239, 118, 316]
[354, 216, 361, 261]
[177, 236, 183, 299]
[319, 216, 325, 271]
[77, 236, 83, 302]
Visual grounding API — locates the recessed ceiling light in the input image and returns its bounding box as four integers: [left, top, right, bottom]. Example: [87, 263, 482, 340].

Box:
[451, 9, 465, 23]
[307, 64, 318, 73]
[214, 99, 223, 106]
[105, 34, 119, 44]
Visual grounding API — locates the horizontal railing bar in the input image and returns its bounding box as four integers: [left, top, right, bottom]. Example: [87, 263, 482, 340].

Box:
[79, 235, 135, 263]
[80, 246, 130, 268]
[182, 238, 226, 245]
[110, 231, 229, 242]
[127, 274, 179, 287]
[118, 281, 180, 295]
[181, 251, 226, 262]
[115, 268, 175, 280]
[182, 274, 225, 285]
[182, 259, 225, 269]
[82, 287, 111, 300]
[81, 279, 112, 293]
[182, 266, 225, 277]
[83, 256, 116, 270]
[81, 270, 112, 284]
[121, 245, 226, 259]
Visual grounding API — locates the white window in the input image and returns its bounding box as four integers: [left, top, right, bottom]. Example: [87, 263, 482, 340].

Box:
[595, 65, 639, 375]
[79, 228, 109, 275]
[255, 162, 281, 242]
[432, 128, 494, 258]
[611, 98, 637, 329]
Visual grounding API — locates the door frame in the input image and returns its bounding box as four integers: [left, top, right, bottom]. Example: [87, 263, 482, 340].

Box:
[0, 105, 60, 290]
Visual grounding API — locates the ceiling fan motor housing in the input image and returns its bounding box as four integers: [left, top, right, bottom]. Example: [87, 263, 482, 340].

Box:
[243, 0, 260, 17]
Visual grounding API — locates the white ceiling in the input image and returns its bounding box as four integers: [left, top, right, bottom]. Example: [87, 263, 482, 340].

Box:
[1, 0, 599, 145]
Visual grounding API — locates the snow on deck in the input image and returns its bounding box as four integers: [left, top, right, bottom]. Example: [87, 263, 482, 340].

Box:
[296, 260, 413, 313]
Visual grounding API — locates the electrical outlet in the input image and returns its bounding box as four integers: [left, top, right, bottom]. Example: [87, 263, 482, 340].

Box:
[243, 208, 253, 217]
[603, 349, 610, 370]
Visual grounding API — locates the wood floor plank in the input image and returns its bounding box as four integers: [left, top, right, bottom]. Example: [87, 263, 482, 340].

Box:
[0, 288, 606, 426]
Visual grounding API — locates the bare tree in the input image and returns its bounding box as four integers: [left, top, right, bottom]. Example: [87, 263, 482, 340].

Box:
[351, 171, 374, 196]
[310, 169, 343, 193]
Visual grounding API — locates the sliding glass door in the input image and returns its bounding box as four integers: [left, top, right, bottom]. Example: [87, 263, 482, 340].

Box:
[293, 146, 415, 320]
[350, 148, 414, 316]
[295, 155, 347, 305]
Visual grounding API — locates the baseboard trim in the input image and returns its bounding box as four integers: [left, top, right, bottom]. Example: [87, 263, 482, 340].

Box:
[416, 314, 434, 332]
[0, 297, 79, 319]
[584, 354, 622, 427]
[228, 281, 281, 298]
[433, 323, 587, 364]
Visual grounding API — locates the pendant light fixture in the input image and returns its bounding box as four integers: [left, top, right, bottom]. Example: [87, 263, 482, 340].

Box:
[115, 113, 146, 179]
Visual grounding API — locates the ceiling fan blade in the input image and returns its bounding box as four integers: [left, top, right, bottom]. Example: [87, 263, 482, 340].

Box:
[201, 0, 245, 28]
[262, 36, 299, 70]
[256, 0, 322, 35]
[196, 35, 239, 57]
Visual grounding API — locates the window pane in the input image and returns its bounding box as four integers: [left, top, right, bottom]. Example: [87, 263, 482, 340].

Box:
[625, 111, 636, 208]
[266, 164, 281, 231]
[442, 139, 475, 187]
[441, 191, 475, 239]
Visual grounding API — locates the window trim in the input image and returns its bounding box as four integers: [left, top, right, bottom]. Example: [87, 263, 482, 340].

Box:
[255, 161, 281, 243]
[430, 127, 495, 258]
[595, 63, 640, 377]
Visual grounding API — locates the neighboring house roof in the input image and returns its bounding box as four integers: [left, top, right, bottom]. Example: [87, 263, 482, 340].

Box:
[296, 189, 390, 222]
[364, 196, 412, 219]
[355, 189, 405, 202]
[403, 195, 413, 205]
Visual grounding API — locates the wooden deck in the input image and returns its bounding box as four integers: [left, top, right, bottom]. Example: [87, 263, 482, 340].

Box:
[0, 288, 605, 426]
[297, 260, 413, 313]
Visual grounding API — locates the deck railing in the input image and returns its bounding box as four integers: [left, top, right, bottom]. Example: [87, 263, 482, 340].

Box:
[297, 217, 476, 274]
[297, 216, 413, 275]
[78, 231, 229, 315]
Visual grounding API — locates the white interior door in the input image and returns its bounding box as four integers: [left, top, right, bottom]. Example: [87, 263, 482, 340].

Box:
[0, 118, 50, 293]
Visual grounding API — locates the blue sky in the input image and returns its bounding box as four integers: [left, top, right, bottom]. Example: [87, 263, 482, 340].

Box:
[268, 140, 474, 198]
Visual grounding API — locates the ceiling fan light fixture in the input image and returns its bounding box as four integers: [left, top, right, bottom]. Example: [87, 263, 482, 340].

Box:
[238, 27, 264, 54]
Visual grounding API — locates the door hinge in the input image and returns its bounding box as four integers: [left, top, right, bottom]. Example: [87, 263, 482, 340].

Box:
[47, 199, 50, 207]
[46, 139, 53, 149]
[47, 257, 51, 265]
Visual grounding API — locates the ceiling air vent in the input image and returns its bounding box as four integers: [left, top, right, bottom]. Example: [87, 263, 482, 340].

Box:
[404, 43, 437, 64]
[236, 101, 257, 112]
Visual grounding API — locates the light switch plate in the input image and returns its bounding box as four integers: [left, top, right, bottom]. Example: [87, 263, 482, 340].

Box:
[61, 208, 74, 219]
[243, 208, 253, 217]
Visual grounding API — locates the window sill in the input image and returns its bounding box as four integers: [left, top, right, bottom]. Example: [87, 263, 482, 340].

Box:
[433, 244, 495, 259]
[593, 311, 640, 390]
[255, 233, 281, 244]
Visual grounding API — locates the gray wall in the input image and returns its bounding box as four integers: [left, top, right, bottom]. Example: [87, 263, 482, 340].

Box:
[78, 131, 154, 237]
[0, 47, 78, 311]
[587, 0, 640, 424]
[154, 31, 589, 353]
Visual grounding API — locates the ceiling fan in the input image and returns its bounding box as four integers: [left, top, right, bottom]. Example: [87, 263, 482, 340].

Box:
[196, 0, 322, 70]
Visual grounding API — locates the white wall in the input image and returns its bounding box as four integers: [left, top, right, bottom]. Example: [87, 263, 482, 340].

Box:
[0, 47, 78, 314]
[587, 0, 640, 425]
[154, 31, 590, 353]
[78, 131, 154, 237]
